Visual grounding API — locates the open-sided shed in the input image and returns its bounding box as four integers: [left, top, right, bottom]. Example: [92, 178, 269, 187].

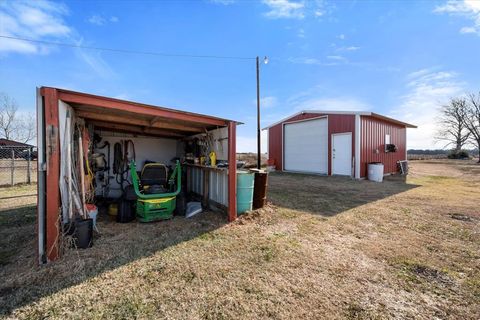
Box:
[36, 87, 238, 263]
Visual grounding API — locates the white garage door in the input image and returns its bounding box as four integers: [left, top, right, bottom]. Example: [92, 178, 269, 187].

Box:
[284, 117, 328, 174]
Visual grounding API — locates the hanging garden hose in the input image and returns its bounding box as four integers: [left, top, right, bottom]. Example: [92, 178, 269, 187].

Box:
[113, 140, 136, 191]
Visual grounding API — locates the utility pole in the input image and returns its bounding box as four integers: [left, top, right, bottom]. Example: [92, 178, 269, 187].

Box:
[256, 56, 261, 170]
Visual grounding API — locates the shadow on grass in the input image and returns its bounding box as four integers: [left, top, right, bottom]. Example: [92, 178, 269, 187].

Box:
[0, 204, 226, 316]
[267, 172, 419, 217]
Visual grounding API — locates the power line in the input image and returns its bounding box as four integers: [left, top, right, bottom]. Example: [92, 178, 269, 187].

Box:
[0, 35, 256, 61]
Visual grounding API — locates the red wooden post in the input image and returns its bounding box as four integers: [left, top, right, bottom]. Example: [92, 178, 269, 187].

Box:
[42, 88, 61, 261]
[227, 121, 237, 222]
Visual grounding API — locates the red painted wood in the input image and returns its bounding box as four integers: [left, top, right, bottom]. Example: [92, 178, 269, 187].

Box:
[42, 87, 61, 261]
[55, 89, 228, 127]
[228, 121, 237, 221]
[360, 116, 407, 178]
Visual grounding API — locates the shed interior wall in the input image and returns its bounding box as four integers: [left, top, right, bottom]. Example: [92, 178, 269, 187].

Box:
[92, 133, 178, 198]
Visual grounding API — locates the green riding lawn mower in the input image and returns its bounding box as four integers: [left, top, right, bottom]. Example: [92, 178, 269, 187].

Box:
[129, 160, 182, 222]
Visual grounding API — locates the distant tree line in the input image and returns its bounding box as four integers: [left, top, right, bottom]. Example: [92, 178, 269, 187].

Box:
[0, 92, 36, 144]
[436, 92, 480, 162]
[407, 149, 478, 155]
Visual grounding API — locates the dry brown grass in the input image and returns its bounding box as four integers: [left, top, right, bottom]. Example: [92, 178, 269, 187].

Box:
[236, 153, 268, 168]
[1, 160, 479, 319]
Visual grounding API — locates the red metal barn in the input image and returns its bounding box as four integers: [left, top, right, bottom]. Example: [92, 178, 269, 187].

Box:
[36, 87, 239, 263]
[264, 111, 416, 178]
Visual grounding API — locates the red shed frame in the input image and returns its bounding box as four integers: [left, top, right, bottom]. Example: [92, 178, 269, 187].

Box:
[37, 87, 238, 263]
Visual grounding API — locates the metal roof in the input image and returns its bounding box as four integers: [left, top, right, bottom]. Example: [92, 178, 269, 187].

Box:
[262, 110, 417, 130]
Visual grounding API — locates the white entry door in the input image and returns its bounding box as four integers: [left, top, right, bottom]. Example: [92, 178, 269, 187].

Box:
[283, 117, 328, 174]
[332, 133, 352, 176]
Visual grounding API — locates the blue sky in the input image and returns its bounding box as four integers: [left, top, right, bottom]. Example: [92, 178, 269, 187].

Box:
[1, 0, 480, 150]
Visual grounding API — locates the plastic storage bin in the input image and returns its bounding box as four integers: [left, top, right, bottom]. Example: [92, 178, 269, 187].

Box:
[368, 162, 384, 182]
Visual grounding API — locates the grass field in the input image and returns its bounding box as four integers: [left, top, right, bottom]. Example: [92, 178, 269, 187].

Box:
[0, 159, 37, 187]
[0, 160, 479, 319]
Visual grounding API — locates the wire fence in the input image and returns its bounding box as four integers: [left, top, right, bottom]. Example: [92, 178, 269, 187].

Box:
[0, 145, 37, 187]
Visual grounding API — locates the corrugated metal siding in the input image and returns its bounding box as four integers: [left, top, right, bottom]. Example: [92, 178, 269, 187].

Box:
[187, 166, 204, 195]
[268, 123, 283, 170]
[267, 113, 355, 175]
[360, 116, 406, 178]
[187, 166, 229, 207]
[208, 170, 228, 206]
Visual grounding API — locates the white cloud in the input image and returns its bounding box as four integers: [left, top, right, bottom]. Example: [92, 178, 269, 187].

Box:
[288, 57, 322, 65]
[286, 85, 371, 112]
[0, 1, 115, 78]
[74, 39, 116, 78]
[288, 56, 347, 66]
[0, 0, 71, 54]
[113, 93, 131, 100]
[260, 96, 278, 108]
[326, 55, 346, 61]
[390, 68, 465, 149]
[262, 0, 305, 19]
[460, 26, 476, 33]
[337, 34, 346, 40]
[88, 14, 119, 26]
[337, 46, 360, 51]
[297, 28, 305, 38]
[435, 0, 480, 35]
[88, 15, 106, 26]
[295, 97, 370, 111]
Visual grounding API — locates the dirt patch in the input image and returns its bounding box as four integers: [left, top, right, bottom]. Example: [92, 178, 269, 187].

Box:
[450, 213, 475, 222]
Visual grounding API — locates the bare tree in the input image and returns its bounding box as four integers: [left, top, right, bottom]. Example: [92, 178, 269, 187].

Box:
[436, 97, 470, 152]
[464, 92, 480, 162]
[0, 92, 36, 144]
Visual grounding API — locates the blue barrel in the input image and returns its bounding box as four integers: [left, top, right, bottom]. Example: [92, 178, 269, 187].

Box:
[237, 171, 254, 214]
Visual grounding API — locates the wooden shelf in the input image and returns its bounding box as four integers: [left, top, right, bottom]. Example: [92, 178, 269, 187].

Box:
[184, 163, 228, 172]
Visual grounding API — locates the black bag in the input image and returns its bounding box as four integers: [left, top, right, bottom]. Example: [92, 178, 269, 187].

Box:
[117, 199, 135, 223]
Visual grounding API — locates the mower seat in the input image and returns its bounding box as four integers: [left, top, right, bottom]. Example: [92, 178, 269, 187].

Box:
[140, 163, 168, 194]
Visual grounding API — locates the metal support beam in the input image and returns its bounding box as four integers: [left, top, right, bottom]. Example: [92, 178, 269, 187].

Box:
[256, 56, 261, 169]
[227, 121, 237, 222]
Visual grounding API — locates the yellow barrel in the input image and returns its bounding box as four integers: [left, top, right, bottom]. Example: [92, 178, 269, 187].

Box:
[108, 203, 118, 216]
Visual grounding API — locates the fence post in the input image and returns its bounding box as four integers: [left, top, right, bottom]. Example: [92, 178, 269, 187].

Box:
[27, 148, 31, 184]
[11, 148, 15, 186]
